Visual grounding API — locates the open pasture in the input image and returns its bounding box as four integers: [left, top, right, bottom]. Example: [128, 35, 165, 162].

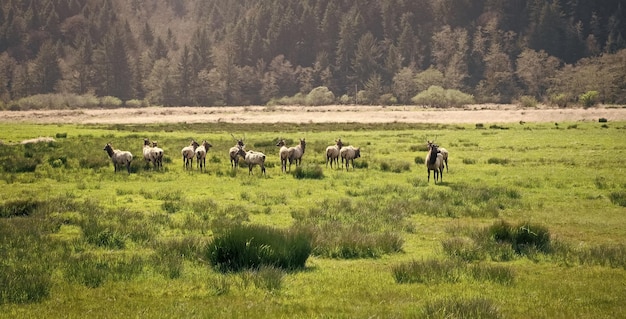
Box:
[1, 120, 625, 318]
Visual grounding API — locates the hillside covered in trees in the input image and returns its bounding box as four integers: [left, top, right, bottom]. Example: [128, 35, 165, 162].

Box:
[0, 0, 625, 108]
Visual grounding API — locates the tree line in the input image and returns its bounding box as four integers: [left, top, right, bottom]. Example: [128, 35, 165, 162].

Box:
[0, 0, 625, 109]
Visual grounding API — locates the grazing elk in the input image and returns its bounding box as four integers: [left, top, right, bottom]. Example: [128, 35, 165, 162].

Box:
[236, 145, 266, 175]
[326, 138, 344, 168]
[103, 143, 133, 174]
[426, 141, 444, 183]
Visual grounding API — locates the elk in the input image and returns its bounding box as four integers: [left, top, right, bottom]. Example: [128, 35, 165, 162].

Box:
[426, 141, 444, 183]
[276, 139, 291, 173]
[340, 145, 361, 171]
[326, 138, 343, 168]
[229, 134, 245, 169]
[151, 141, 164, 170]
[195, 140, 212, 172]
[428, 141, 448, 172]
[103, 143, 133, 174]
[181, 140, 200, 169]
[236, 145, 266, 175]
[142, 138, 154, 168]
[289, 138, 306, 167]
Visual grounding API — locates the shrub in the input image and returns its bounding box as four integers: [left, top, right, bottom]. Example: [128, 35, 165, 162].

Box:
[579, 90, 599, 108]
[206, 224, 312, 272]
[100, 96, 123, 108]
[518, 95, 538, 108]
[305, 86, 335, 106]
[550, 93, 569, 108]
[125, 99, 148, 108]
[411, 86, 474, 107]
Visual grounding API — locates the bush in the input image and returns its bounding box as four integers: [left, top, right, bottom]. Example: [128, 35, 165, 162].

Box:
[206, 224, 312, 272]
[579, 90, 599, 108]
[411, 86, 474, 107]
[550, 93, 569, 108]
[305, 86, 335, 106]
[518, 95, 538, 108]
[100, 96, 123, 108]
[125, 99, 148, 108]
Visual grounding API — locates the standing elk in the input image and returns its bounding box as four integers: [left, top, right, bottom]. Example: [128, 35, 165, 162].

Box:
[326, 138, 343, 168]
[143, 138, 154, 168]
[289, 138, 306, 168]
[229, 134, 245, 169]
[236, 145, 266, 175]
[195, 140, 212, 172]
[181, 139, 200, 169]
[103, 143, 133, 174]
[428, 141, 448, 172]
[151, 141, 164, 170]
[426, 141, 444, 183]
[276, 139, 291, 173]
[340, 145, 361, 171]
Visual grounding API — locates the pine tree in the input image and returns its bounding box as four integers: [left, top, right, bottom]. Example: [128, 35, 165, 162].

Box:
[32, 40, 61, 94]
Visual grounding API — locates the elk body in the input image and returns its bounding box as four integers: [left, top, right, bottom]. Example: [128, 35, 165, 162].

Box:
[151, 141, 164, 170]
[103, 143, 133, 174]
[426, 141, 444, 183]
[326, 138, 344, 168]
[340, 145, 361, 171]
[289, 138, 306, 168]
[229, 135, 245, 169]
[276, 139, 291, 173]
[195, 140, 212, 172]
[181, 140, 200, 169]
[236, 146, 266, 175]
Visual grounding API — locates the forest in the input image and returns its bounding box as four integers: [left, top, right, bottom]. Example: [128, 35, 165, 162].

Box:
[0, 0, 625, 108]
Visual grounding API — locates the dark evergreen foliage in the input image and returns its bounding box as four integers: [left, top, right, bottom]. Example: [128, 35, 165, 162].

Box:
[0, 0, 625, 106]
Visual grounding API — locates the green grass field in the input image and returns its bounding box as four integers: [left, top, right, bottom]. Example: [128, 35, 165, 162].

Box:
[1, 121, 625, 318]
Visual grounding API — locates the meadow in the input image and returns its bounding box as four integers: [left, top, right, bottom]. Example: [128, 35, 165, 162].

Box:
[0, 120, 625, 318]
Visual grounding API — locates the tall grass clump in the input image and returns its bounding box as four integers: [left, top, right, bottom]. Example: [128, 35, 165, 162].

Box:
[206, 224, 311, 272]
[421, 297, 502, 319]
[0, 199, 41, 217]
[392, 259, 460, 283]
[293, 197, 405, 258]
[63, 253, 145, 288]
[609, 191, 626, 207]
[379, 159, 411, 173]
[292, 163, 324, 179]
[484, 220, 552, 256]
[0, 220, 53, 304]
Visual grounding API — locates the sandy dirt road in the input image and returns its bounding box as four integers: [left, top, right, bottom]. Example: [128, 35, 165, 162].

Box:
[0, 105, 625, 124]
